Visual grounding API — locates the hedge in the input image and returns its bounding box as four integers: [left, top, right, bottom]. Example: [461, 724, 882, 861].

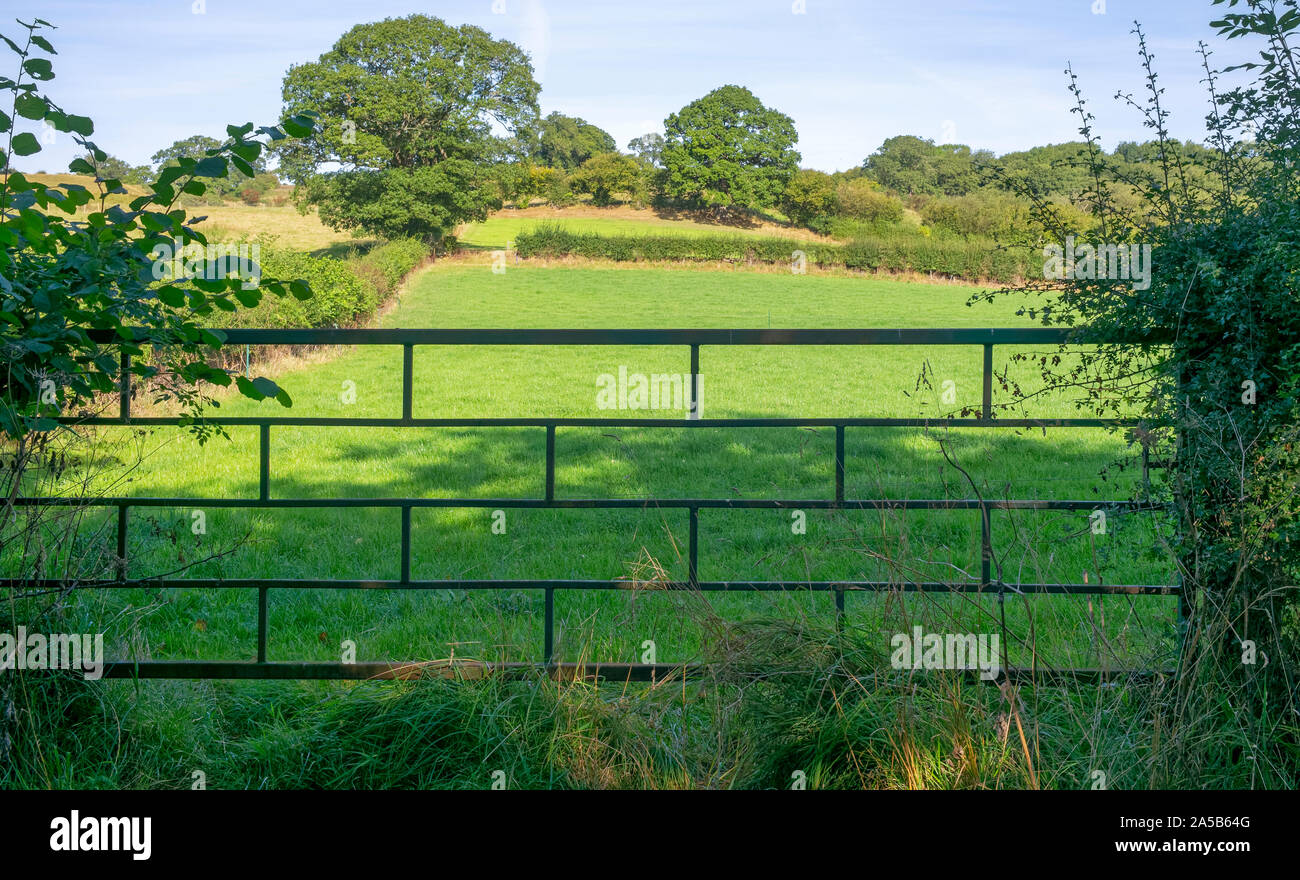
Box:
[210, 238, 430, 329]
[513, 223, 1030, 283]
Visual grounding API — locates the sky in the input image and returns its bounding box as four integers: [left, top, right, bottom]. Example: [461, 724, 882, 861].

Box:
[5, 0, 1248, 174]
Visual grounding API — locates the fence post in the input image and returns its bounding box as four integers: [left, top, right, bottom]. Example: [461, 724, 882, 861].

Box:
[688, 344, 700, 419]
[116, 503, 128, 579]
[257, 423, 270, 663]
[982, 343, 993, 421]
[119, 351, 130, 420]
[401, 343, 413, 422]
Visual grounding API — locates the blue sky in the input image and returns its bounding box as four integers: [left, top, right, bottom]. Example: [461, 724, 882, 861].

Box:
[7, 0, 1245, 174]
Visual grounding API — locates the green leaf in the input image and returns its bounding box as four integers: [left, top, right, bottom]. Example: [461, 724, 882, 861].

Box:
[14, 92, 46, 119]
[251, 377, 281, 399]
[235, 375, 267, 400]
[22, 58, 53, 80]
[0, 109, 9, 132]
[229, 154, 255, 179]
[281, 116, 315, 138]
[192, 156, 228, 178]
[11, 132, 40, 156]
[64, 114, 92, 136]
[29, 35, 55, 54]
[156, 286, 186, 308]
[68, 157, 95, 174]
[289, 279, 312, 300]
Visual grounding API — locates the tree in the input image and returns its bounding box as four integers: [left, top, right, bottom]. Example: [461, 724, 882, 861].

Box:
[863, 135, 986, 196]
[84, 152, 149, 185]
[151, 135, 223, 169]
[780, 169, 836, 227]
[570, 152, 641, 206]
[660, 85, 800, 213]
[627, 132, 665, 167]
[152, 134, 263, 196]
[534, 112, 616, 170]
[278, 15, 540, 243]
[991, 142, 1094, 199]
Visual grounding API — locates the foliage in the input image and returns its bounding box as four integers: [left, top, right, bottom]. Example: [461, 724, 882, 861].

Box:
[661, 85, 800, 212]
[569, 151, 643, 206]
[152, 134, 265, 198]
[862, 135, 988, 196]
[533, 112, 616, 170]
[627, 132, 665, 167]
[277, 14, 540, 243]
[780, 169, 837, 227]
[920, 191, 1032, 238]
[834, 177, 905, 226]
[973, 0, 1300, 771]
[0, 18, 317, 438]
[212, 238, 428, 329]
[514, 222, 1030, 281]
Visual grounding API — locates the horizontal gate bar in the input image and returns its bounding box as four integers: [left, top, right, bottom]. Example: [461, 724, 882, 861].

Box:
[14, 496, 1165, 511]
[89, 327, 1109, 346]
[58, 415, 1141, 428]
[93, 660, 1173, 684]
[1, 577, 1179, 595]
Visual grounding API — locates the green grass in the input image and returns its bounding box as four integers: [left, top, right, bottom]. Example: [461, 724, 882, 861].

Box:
[44, 263, 1176, 679]
[458, 207, 832, 250]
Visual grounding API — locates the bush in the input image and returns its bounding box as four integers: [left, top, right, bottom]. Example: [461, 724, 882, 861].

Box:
[569, 152, 642, 206]
[211, 239, 430, 328]
[357, 238, 430, 301]
[781, 169, 838, 228]
[513, 223, 1030, 282]
[919, 191, 1031, 238]
[835, 178, 904, 226]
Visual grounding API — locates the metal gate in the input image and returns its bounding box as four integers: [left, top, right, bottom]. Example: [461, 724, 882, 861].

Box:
[17, 327, 1177, 682]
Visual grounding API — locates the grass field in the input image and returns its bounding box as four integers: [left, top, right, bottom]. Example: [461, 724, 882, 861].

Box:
[22, 174, 368, 254]
[193, 203, 374, 255]
[457, 204, 838, 250]
[47, 258, 1177, 683]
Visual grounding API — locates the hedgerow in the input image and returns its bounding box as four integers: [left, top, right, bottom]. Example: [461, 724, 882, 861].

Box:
[513, 222, 1030, 282]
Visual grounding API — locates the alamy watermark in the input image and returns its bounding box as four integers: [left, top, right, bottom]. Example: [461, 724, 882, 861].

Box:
[0, 628, 104, 680]
[596, 366, 701, 416]
[890, 626, 1000, 681]
[1043, 235, 1152, 290]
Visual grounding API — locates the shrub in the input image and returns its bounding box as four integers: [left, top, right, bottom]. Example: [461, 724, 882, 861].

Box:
[919, 191, 1031, 238]
[781, 169, 838, 228]
[210, 239, 429, 329]
[356, 238, 430, 301]
[569, 152, 642, 206]
[835, 178, 905, 226]
[513, 223, 1029, 282]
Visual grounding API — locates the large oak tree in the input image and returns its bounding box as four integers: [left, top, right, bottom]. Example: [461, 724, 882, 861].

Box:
[278, 15, 540, 244]
[660, 85, 799, 213]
